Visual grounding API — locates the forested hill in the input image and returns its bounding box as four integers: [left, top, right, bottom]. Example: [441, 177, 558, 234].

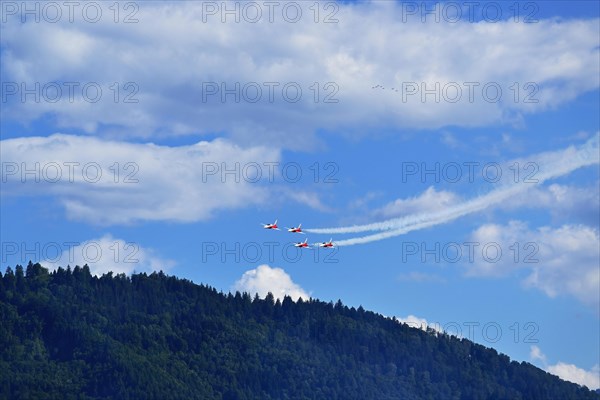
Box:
[1, 263, 597, 400]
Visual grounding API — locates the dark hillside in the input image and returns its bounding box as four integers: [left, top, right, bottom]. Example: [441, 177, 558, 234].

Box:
[1, 262, 597, 400]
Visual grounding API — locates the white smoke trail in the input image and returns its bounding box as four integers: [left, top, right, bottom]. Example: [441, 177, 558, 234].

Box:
[335, 181, 541, 246]
[313, 134, 600, 246]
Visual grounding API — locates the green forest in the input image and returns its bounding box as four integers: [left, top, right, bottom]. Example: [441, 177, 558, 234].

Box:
[1, 262, 598, 400]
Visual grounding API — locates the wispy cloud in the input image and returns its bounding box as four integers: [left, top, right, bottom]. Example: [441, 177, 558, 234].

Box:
[530, 345, 547, 364]
[397, 271, 446, 284]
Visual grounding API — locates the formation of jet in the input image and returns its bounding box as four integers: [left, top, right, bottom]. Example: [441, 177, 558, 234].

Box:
[262, 220, 335, 248]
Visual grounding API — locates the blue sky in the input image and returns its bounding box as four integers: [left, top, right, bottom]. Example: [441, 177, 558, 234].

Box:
[1, 0, 599, 390]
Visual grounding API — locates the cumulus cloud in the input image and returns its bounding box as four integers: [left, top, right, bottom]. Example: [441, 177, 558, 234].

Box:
[547, 363, 600, 390]
[0, 133, 282, 224]
[41, 234, 175, 276]
[467, 221, 599, 306]
[397, 314, 444, 335]
[1, 2, 598, 147]
[232, 264, 310, 301]
[397, 314, 431, 331]
[530, 346, 600, 390]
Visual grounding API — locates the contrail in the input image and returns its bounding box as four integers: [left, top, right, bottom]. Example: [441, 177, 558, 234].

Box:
[309, 134, 599, 246]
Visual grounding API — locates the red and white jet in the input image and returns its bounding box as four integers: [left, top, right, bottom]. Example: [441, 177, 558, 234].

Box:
[317, 238, 335, 248]
[287, 224, 304, 234]
[261, 219, 280, 230]
[294, 238, 310, 248]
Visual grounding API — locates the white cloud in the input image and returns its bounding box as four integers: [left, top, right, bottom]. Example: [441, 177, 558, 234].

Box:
[467, 221, 600, 306]
[232, 264, 310, 301]
[440, 132, 461, 149]
[348, 191, 383, 210]
[530, 346, 600, 390]
[0, 133, 281, 224]
[529, 345, 547, 364]
[397, 271, 446, 284]
[397, 314, 430, 331]
[2, 3, 598, 147]
[397, 314, 444, 335]
[280, 189, 331, 213]
[547, 363, 600, 390]
[41, 234, 175, 276]
[374, 186, 460, 218]
[502, 183, 600, 226]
